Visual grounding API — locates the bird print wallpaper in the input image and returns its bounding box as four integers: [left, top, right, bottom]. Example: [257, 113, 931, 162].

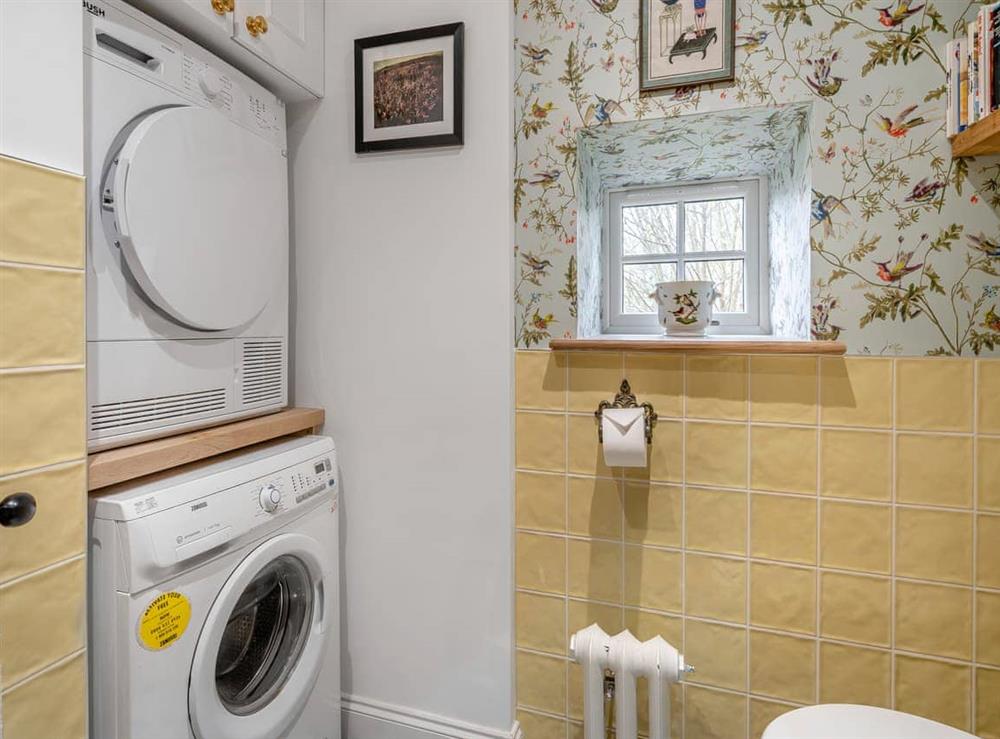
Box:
[513, 0, 1000, 355]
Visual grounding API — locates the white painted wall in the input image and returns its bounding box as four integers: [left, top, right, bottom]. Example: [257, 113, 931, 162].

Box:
[287, 2, 514, 737]
[0, 0, 83, 174]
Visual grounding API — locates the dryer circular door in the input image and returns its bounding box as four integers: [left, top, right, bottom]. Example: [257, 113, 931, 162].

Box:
[104, 106, 286, 331]
[188, 534, 328, 739]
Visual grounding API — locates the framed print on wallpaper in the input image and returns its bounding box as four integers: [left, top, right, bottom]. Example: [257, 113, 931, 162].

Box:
[354, 22, 464, 153]
[639, 0, 735, 94]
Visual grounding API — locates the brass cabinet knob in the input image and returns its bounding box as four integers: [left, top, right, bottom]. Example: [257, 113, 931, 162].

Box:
[245, 15, 269, 37]
[210, 0, 234, 14]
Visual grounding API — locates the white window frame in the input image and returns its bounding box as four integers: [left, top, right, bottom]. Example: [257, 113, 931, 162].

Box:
[603, 177, 770, 335]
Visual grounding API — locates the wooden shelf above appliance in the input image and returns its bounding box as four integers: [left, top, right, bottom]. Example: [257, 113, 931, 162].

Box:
[88, 407, 325, 492]
[549, 336, 847, 355]
[952, 110, 1000, 157]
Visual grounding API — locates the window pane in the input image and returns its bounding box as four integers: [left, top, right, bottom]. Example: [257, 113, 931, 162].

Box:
[622, 262, 677, 314]
[622, 203, 678, 255]
[686, 259, 745, 313]
[684, 198, 744, 252]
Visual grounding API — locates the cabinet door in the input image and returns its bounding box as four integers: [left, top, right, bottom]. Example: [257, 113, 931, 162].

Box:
[164, 0, 235, 37]
[233, 0, 323, 96]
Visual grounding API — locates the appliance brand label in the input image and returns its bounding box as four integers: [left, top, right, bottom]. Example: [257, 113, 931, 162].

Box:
[83, 0, 106, 17]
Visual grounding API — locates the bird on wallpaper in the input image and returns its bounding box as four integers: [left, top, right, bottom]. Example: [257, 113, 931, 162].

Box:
[528, 169, 561, 186]
[531, 100, 555, 119]
[736, 31, 769, 52]
[968, 233, 1000, 258]
[520, 43, 551, 63]
[984, 305, 1000, 332]
[805, 55, 845, 98]
[874, 250, 923, 282]
[531, 310, 556, 331]
[588, 0, 619, 13]
[584, 96, 625, 126]
[875, 0, 925, 28]
[521, 253, 553, 276]
[876, 105, 926, 137]
[904, 177, 945, 203]
[811, 190, 850, 237]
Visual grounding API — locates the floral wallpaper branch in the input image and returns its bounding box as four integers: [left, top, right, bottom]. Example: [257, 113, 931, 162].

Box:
[513, 0, 1000, 354]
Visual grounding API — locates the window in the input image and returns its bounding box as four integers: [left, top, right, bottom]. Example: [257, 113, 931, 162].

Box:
[605, 178, 769, 334]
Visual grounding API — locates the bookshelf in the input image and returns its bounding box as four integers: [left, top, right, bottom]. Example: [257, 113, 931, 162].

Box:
[952, 108, 1000, 156]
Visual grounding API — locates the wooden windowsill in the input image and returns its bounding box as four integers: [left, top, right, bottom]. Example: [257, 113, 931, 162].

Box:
[88, 407, 325, 492]
[549, 335, 846, 355]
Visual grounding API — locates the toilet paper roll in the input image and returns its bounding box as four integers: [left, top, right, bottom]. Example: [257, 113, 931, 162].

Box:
[601, 407, 648, 467]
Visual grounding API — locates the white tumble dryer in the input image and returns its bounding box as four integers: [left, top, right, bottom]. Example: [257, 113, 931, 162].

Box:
[89, 435, 340, 739]
[84, 0, 289, 451]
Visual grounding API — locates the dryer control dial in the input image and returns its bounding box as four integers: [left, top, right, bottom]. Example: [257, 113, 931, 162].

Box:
[258, 484, 282, 513]
[198, 67, 224, 98]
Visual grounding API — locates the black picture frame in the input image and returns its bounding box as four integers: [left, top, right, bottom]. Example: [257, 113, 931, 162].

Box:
[354, 22, 464, 153]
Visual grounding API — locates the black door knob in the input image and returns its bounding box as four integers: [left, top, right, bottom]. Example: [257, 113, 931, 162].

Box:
[0, 492, 37, 527]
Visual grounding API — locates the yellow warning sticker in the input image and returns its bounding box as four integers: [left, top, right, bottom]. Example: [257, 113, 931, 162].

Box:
[138, 591, 191, 651]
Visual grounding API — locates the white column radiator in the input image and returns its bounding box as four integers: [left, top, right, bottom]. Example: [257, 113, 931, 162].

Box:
[569, 624, 693, 739]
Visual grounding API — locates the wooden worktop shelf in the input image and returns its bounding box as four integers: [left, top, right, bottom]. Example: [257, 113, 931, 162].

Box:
[549, 336, 847, 355]
[88, 407, 325, 492]
[952, 109, 1000, 157]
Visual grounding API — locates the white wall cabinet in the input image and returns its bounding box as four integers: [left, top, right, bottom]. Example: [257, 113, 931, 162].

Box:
[126, 0, 324, 101]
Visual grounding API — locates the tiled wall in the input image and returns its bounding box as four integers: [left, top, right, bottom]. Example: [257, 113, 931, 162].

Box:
[0, 155, 87, 737]
[514, 350, 1000, 739]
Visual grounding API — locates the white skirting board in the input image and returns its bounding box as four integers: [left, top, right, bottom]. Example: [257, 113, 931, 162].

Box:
[342, 694, 522, 739]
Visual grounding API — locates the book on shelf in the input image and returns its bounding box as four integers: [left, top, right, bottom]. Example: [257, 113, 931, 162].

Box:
[950, 2, 1000, 137]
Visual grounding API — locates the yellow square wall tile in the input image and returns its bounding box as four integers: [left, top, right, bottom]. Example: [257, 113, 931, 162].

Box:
[623, 482, 681, 547]
[977, 667, 1000, 739]
[751, 425, 817, 494]
[684, 684, 748, 739]
[516, 591, 565, 654]
[516, 650, 566, 714]
[0, 265, 84, 369]
[896, 358, 974, 432]
[517, 710, 566, 739]
[2, 651, 86, 739]
[0, 462, 85, 585]
[624, 608, 682, 644]
[635, 678, 683, 738]
[686, 355, 748, 420]
[0, 557, 84, 685]
[516, 532, 566, 594]
[516, 412, 565, 473]
[819, 571, 891, 647]
[685, 421, 748, 489]
[624, 353, 684, 418]
[750, 494, 816, 565]
[896, 434, 973, 508]
[977, 591, 1000, 667]
[979, 437, 1000, 512]
[979, 360, 1000, 434]
[684, 619, 747, 691]
[750, 699, 795, 739]
[685, 487, 747, 555]
[0, 368, 84, 476]
[629, 419, 683, 484]
[568, 477, 621, 540]
[568, 352, 621, 412]
[516, 350, 566, 411]
[895, 655, 971, 732]
[568, 599, 622, 651]
[750, 355, 818, 424]
[979, 515, 1000, 589]
[567, 538, 621, 603]
[820, 357, 892, 429]
[624, 545, 682, 612]
[896, 508, 973, 585]
[819, 642, 890, 708]
[0, 156, 84, 269]
[820, 501, 891, 574]
[516, 472, 565, 533]
[820, 429, 891, 501]
[685, 553, 746, 623]
[750, 562, 816, 634]
[567, 414, 612, 478]
[750, 631, 816, 704]
[895, 581, 972, 660]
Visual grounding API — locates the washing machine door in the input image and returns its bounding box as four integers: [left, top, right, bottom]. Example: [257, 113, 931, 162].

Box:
[188, 533, 328, 739]
[104, 105, 286, 331]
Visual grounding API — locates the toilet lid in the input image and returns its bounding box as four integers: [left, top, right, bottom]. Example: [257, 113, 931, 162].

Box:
[763, 704, 977, 739]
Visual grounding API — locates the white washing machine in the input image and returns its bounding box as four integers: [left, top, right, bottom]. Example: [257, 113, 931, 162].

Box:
[84, 0, 289, 451]
[89, 436, 340, 739]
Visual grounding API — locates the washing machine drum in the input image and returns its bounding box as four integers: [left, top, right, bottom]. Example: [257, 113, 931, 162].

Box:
[103, 106, 286, 331]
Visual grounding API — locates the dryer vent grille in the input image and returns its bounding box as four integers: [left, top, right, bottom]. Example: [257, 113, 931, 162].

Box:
[241, 339, 285, 406]
[90, 388, 227, 432]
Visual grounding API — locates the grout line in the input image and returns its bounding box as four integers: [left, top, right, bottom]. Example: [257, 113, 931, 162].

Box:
[0, 647, 87, 696]
[971, 357, 979, 733]
[0, 259, 84, 274]
[0, 553, 85, 591]
[890, 357, 898, 709]
[814, 356, 822, 706]
[563, 354, 571, 728]
[0, 363, 85, 375]
[744, 356, 753, 738]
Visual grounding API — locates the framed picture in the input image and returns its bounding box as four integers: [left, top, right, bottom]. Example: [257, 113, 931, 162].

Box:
[354, 22, 464, 153]
[639, 0, 735, 94]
